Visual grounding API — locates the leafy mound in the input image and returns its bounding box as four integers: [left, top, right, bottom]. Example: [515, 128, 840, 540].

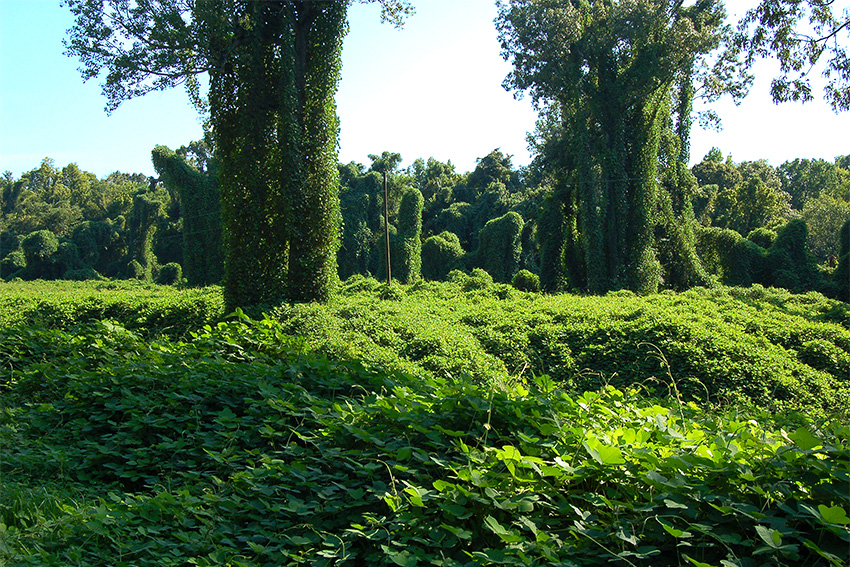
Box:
[273, 278, 850, 420]
[1, 316, 848, 566]
[0, 279, 224, 336]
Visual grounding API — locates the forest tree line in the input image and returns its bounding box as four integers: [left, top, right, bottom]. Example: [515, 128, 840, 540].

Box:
[2, 143, 848, 300]
[55, 0, 850, 308]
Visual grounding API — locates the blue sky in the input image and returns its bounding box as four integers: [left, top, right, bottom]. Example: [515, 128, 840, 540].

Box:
[1, 0, 848, 179]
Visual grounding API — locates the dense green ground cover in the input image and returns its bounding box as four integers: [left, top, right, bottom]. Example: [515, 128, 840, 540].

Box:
[0, 279, 848, 565]
[0, 280, 224, 337]
[276, 276, 850, 421]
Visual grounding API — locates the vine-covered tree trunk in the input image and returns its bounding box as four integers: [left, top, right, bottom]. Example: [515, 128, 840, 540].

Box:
[287, 3, 345, 303]
[208, 1, 346, 310]
[500, 0, 726, 295]
[151, 145, 223, 286]
[128, 193, 163, 282]
[394, 187, 423, 284]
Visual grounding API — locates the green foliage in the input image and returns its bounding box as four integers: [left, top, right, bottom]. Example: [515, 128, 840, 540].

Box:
[736, 1, 850, 111]
[498, 0, 729, 294]
[0, 280, 224, 337]
[338, 169, 381, 280]
[511, 269, 540, 292]
[747, 226, 777, 249]
[421, 231, 466, 281]
[268, 280, 850, 421]
[157, 262, 183, 286]
[697, 226, 768, 287]
[408, 156, 462, 202]
[832, 218, 850, 301]
[467, 149, 520, 196]
[209, 2, 347, 308]
[395, 187, 424, 284]
[67, 0, 424, 304]
[71, 220, 125, 276]
[126, 259, 145, 280]
[779, 158, 846, 210]
[536, 192, 568, 292]
[1, 249, 26, 279]
[64, 267, 103, 281]
[432, 202, 474, 248]
[802, 193, 850, 264]
[19, 229, 59, 279]
[765, 219, 820, 292]
[449, 268, 497, 294]
[1, 302, 848, 566]
[128, 192, 164, 282]
[714, 175, 793, 237]
[475, 211, 524, 284]
[152, 144, 223, 286]
[21, 229, 59, 263]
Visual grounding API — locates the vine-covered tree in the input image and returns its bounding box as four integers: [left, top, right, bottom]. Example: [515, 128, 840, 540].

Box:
[476, 211, 523, 284]
[152, 144, 223, 286]
[497, 0, 746, 294]
[394, 187, 424, 284]
[421, 231, 465, 281]
[64, 0, 413, 308]
[127, 192, 164, 282]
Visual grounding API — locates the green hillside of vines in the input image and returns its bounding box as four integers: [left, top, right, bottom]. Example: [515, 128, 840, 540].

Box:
[1, 280, 848, 565]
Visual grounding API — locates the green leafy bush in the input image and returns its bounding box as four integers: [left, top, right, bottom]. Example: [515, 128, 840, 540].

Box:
[475, 211, 523, 283]
[511, 268, 540, 292]
[421, 231, 465, 281]
[157, 262, 183, 285]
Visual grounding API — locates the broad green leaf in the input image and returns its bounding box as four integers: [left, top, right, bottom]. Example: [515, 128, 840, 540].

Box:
[440, 523, 473, 540]
[803, 539, 846, 564]
[755, 525, 782, 549]
[381, 546, 418, 567]
[499, 445, 521, 461]
[789, 427, 821, 450]
[658, 518, 692, 539]
[818, 504, 850, 525]
[483, 515, 523, 543]
[583, 439, 625, 465]
[664, 498, 689, 510]
[684, 555, 718, 567]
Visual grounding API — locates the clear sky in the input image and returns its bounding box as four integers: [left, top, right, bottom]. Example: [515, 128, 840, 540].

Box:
[1, 0, 848, 180]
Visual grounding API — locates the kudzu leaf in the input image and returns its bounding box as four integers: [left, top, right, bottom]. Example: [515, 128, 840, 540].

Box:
[381, 546, 418, 567]
[658, 518, 692, 538]
[755, 525, 782, 548]
[664, 499, 689, 510]
[583, 439, 625, 465]
[499, 445, 521, 461]
[441, 523, 473, 540]
[803, 539, 846, 563]
[683, 555, 717, 567]
[484, 515, 523, 543]
[789, 427, 821, 450]
[818, 504, 850, 525]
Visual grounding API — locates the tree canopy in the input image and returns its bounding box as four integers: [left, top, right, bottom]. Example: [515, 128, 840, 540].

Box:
[497, 0, 742, 294]
[736, 0, 850, 110]
[64, 0, 413, 308]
